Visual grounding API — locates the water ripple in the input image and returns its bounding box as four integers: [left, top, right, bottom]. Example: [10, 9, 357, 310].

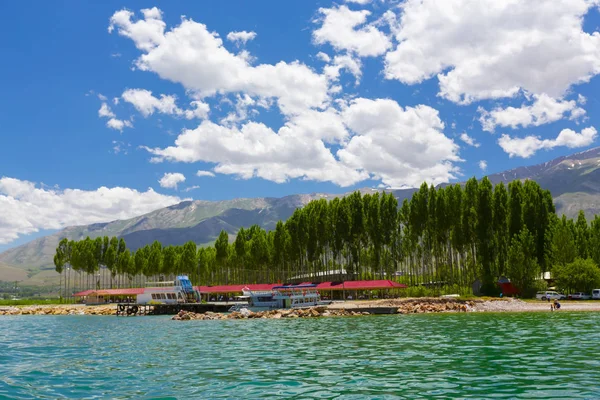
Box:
[1, 312, 600, 398]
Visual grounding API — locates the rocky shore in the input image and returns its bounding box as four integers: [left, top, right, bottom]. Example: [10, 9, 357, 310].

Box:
[0, 304, 116, 316]
[172, 298, 475, 321]
[3, 298, 600, 317]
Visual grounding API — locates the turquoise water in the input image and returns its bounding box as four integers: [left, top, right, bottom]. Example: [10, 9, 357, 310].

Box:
[1, 312, 600, 399]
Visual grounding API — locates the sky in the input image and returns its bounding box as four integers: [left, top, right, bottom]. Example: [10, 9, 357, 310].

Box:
[1, 0, 600, 251]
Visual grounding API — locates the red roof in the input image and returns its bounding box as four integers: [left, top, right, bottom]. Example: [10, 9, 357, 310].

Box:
[74, 288, 144, 296]
[196, 283, 278, 293]
[75, 280, 407, 297]
[196, 280, 407, 293]
[73, 290, 95, 297]
[317, 280, 407, 290]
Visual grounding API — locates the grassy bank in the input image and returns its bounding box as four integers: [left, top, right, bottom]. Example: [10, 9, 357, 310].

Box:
[0, 299, 74, 306]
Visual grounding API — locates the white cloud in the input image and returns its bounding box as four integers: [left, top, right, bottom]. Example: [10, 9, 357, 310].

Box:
[98, 93, 108, 101]
[144, 97, 459, 189]
[98, 102, 132, 131]
[324, 54, 363, 84]
[498, 127, 597, 158]
[184, 101, 210, 120]
[112, 140, 130, 155]
[479, 160, 487, 172]
[385, 0, 600, 104]
[226, 30, 257, 45]
[196, 170, 215, 177]
[144, 116, 365, 186]
[109, 8, 329, 115]
[98, 103, 115, 118]
[121, 88, 209, 119]
[459, 132, 479, 148]
[220, 94, 260, 125]
[0, 177, 182, 244]
[106, 118, 133, 132]
[158, 172, 186, 189]
[479, 94, 586, 132]
[313, 5, 391, 57]
[345, 0, 372, 4]
[316, 52, 331, 63]
[182, 185, 200, 192]
[339, 98, 460, 188]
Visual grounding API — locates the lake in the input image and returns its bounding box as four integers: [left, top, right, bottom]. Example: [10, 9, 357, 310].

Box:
[1, 312, 600, 399]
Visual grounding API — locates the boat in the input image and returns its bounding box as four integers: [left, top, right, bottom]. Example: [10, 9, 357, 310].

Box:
[136, 275, 201, 304]
[228, 284, 323, 312]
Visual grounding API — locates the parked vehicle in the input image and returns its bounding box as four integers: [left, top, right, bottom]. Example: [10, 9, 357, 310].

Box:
[568, 292, 591, 300]
[592, 289, 600, 300]
[536, 291, 566, 301]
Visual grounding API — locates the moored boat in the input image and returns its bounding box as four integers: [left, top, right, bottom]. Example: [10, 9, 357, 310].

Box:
[136, 275, 201, 304]
[228, 284, 323, 312]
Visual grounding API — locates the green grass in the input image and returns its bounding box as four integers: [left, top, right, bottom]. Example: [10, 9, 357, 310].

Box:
[0, 298, 75, 306]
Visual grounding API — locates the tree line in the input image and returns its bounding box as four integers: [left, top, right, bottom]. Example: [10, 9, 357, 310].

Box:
[54, 177, 600, 298]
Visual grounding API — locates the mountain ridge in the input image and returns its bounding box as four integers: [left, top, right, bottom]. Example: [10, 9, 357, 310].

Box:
[3, 147, 600, 285]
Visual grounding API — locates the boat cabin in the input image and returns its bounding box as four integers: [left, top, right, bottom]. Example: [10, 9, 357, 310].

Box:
[136, 275, 200, 304]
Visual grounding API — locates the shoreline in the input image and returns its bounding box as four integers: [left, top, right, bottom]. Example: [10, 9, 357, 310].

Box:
[2, 298, 600, 317]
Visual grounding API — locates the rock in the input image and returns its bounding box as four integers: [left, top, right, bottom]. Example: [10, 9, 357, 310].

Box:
[240, 308, 253, 318]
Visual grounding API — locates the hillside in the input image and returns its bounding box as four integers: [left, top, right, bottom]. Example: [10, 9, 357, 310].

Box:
[0, 193, 339, 282]
[3, 147, 600, 286]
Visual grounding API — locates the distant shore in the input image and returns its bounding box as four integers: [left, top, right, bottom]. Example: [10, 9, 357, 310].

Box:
[2, 298, 600, 316]
[340, 298, 600, 313]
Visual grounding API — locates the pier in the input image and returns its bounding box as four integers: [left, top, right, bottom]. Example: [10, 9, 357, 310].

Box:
[116, 302, 231, 316]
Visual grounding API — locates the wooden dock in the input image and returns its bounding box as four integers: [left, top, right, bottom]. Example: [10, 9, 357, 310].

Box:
[116, 303, 231, 316]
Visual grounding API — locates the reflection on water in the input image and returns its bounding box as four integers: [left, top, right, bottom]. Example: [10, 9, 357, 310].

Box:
[1, 312, 600, 399]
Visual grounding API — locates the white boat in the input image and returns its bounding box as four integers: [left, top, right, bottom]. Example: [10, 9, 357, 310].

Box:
[228, 284, 322, 312]
[136, 275, 200, 304]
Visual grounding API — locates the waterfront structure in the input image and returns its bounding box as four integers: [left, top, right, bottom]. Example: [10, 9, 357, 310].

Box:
[74, 275, 200, 304]
[200, 280, 407, 301]
[228, 284, 323, 312]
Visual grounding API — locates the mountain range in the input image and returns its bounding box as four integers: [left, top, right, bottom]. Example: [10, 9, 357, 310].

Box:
[3, 147, 600, 286]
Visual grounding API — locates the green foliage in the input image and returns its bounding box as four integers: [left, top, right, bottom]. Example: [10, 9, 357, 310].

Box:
[52, 176, 597, 299]
[554, 258, 600, 293]
[550, 215, 578, 268]
[507, 228, 540, 297]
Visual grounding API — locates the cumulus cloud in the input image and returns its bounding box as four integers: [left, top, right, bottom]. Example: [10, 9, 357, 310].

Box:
[324, 54, 363, 84]
[98, 102, 132, 131]
[158, 172, 186, 189]
[339, 98, 460, 188]
[479, 94, 586, 132]
[498, 127, 598, 158]
[106, 118, 133, 132]
[144, 116, 365, 186]
[109, 8, 329, 115]
[143, 97, 460, 188]
[459, 133, 479, 148]
[98, 103, 115, 118]
[196, 170, 215, 177]
[385, 0, 600, 104]
[316, 52, 331, 63]
[226, 30, 257, 45]
[121, 88, 209, 119]
[313, 5, 391, 57]
[345, 0, 372, 4]
[479, 160, 487, 172]
[0, 177, 182, 244]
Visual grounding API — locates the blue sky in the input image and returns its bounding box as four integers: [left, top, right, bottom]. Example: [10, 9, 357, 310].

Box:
[1, 0, 600, 251]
